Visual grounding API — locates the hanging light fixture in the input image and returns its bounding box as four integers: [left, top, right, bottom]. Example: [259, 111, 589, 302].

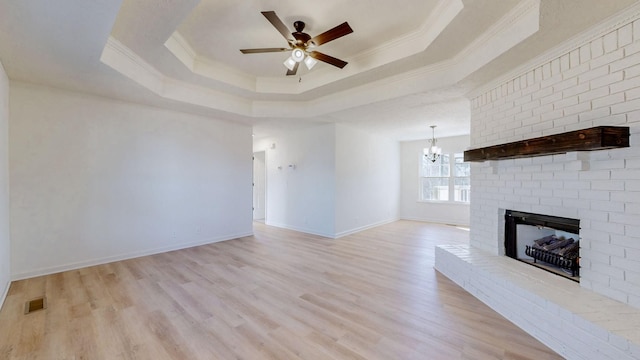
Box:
[284, 48, 318, 71]
[424, 125, 442, 163]
[304, 56, 317, 70]
[291, 48, 305, 62]
[283, 57, 297, 71]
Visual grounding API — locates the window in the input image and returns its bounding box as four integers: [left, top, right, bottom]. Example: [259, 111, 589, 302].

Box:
[420, 152, 470, 203]
[453, 153, 470, 202]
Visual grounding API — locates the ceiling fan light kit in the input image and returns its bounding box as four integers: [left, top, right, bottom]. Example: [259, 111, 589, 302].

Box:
[240, 11, 353, 76]
[303, 56, 317, 70]
[291, 48, 305, 62]
[283, 57, 297, 71]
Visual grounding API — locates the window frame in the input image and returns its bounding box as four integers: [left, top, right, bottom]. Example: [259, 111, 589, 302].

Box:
[419, 151, 470, 204]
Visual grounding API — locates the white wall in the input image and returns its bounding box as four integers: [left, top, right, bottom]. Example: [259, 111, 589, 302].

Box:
[401, 135, 470, 226]
[334, 124, 400, 237]
[469, 15, 640, 307]
[9, 83, 253, 279]
[254, 124, 336, 237]
[0, 61, 10, 304]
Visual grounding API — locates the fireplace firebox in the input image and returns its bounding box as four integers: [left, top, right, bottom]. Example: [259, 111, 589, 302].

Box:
[504, 210, 580, 282]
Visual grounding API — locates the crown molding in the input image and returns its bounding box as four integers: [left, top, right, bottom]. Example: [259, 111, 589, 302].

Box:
[163, 0, 463, 95]
[467, 0, 640, 99]
[100, 0, 539, 120]
[102, 36, 252, 116]
[165, 32, 257, 92]
[101, 37, 164, 93]
[450, 0, 540, 81]
[455, 0, 540, 64]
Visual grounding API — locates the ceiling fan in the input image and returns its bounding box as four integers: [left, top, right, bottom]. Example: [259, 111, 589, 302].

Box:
[240, 11, 353, 76]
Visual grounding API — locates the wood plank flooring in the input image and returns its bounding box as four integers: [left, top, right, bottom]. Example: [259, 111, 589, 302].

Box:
[0, 221, 563, 359]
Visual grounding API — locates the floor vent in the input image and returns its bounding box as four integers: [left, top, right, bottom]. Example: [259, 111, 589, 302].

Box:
[24, 297, 47, 314]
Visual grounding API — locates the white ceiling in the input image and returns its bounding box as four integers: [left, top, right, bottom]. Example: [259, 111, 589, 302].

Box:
[0, 0, 636, 141]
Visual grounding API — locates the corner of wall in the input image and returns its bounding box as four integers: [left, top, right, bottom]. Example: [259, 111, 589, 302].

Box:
[0, 59, 11, 309]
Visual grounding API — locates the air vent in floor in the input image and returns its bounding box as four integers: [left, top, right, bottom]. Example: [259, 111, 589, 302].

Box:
[24, 296, 47, 314]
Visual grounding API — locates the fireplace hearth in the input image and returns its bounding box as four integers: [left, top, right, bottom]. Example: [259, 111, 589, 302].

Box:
[504, 210, 580, 282]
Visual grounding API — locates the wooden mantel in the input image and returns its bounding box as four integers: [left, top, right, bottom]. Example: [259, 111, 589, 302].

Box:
[463, 126, 630, 162]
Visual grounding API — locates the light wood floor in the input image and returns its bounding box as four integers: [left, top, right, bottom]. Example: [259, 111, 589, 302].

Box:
[0, 221, 563, 359]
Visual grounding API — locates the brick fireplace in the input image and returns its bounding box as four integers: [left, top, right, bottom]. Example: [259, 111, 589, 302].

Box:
[436, 6, 640, 360]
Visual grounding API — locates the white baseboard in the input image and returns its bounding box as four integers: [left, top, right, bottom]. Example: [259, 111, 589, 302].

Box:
[0, 279, 9, 311]
[11, 232, 253, 281]
[400, 216, 469, 228]
[266, 218, 400, 239]
[333, 218, 399, 238]
[264, 221, 334, 238]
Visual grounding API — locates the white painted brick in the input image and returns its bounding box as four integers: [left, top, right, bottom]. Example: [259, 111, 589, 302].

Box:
[541, 62, 552, 79]
[579, 169, 611, 180]
[626, 224, 640, 238]
[594, 115, 627, 129]
[579, 107, 612, 122]
[540, 91, 563, 105]
[469, 19, 640, 325]
[540, 109, 563, 122]
[554, 95, 579, 110]
[522, 82, 542, 96]
[559, 54, 571, 72]
[580, 248, 611, 265]
[563, 102, 591, 116]
[532, 172, 553, 180]
[554, 77, 579, 92]
[611, 75, 640, 94]
[570, 49, 581, 67]
[612, 169, 640, 179]
[580, 44, 592, 64]
[562, 198, 590, 209]
[522, 99, 541, 112]
[612, 191, 640, 203]
[627, 87, 640, 100]
[626, 40, 640, 56]
[514, 94, 532, 106]
[564, 82, 591, 98]
[611, 51, 640, 73]
[579, 190, 610, 200]
[591, 261, 625, 280]
[579, 86, 610, 103]
[604, 31, 619, 53]
[592, 220, 626, 236]
[578, 208, 609, 221]
[591, 37, 605, 58]
[532, 85, 554, 101]
[554, 170, 580, 181]
[619, 23, 634, 47]
[579, 65, 610, 83]
[590, 200, 625, 212]
[533, 103, 553, 116]
[534, 67, 543, 83]
[626, 180, 640, 191]
[592, 71, 624, 90]
[591, 49, 625, 69]
[591, 159, 626, 170]
[563, 62, 590, 80]
[612, 98, 640, 115]
[593, 93, 626, 109]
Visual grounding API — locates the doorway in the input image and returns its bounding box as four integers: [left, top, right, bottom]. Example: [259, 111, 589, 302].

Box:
[253, 151, 266, 221]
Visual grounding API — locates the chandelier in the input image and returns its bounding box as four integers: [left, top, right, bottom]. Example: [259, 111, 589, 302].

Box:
[424, 125, 442, 163]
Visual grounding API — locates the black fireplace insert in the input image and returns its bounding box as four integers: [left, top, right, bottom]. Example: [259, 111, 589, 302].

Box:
[504, 210, 580, 281]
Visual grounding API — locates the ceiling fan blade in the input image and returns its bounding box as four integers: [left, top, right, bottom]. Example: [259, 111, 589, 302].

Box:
[261, 11, 292, 41]
[240, 48, 289, 54]
[309, 22, 353, 46]
[308, 51, 348, 69]
[286, 62, 299, 76]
